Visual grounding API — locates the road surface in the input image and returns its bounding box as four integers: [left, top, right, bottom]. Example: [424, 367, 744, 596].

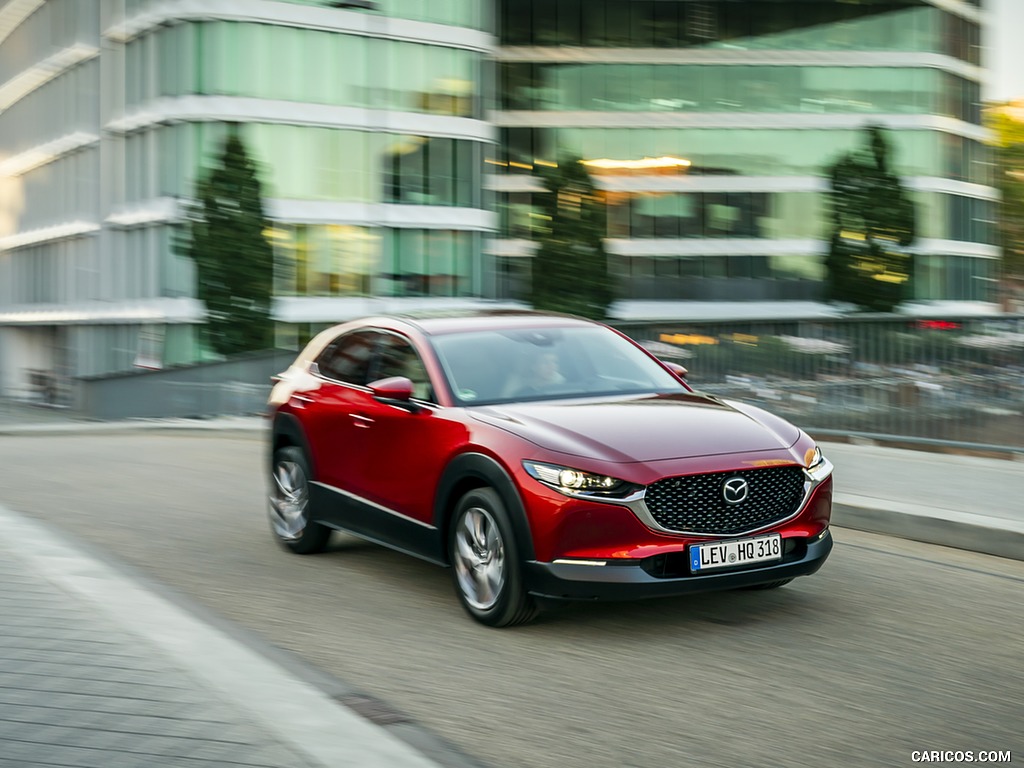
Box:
[0, 433, 1019, 768]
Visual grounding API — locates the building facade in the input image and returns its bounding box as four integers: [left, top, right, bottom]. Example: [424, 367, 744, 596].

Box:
[490, 0, 996, 311]
[0, 0, 998, 398]
[0, 0, 497, 398]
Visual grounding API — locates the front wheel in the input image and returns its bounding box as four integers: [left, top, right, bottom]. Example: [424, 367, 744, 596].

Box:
[449, 488, 537, 627]
[269, 446, 331, 554]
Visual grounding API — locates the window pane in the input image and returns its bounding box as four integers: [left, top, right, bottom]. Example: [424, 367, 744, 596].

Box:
[455, 141, 475, 207]
[425, 230, 454, 295]
[398, 230, 425, 295]
[318, 331, 379, 384]
[557, 0, 581, 46]
[428, 138, 454, 205]
[299, 30, 332, 104]
[336, 34, 368, 106]
[371, 335, 434, 401]
[343, 130, 371, 202]
[454, 231, 473, 295]
[217, 21, 240, 96]
[327, 225, 376, 295]
[313, 128, 338, 201]
[158, 26, 177, 97]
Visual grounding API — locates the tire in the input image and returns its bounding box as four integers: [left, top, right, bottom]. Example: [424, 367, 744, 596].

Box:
[743, 578, 793, 590]
[449, 487, 537, 628]
[268, 446, 331, 554]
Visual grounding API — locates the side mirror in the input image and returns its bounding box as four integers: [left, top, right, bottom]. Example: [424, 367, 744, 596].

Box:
[663, 361, 688, 380]
[369, 376, 422, 412]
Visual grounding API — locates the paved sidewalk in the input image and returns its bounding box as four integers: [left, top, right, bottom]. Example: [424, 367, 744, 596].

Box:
[822, 440, 1024, 561]
[0, 505, 453, 768]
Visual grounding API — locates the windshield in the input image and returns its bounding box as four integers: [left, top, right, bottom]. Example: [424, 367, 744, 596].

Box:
[431, 326, 687, 406]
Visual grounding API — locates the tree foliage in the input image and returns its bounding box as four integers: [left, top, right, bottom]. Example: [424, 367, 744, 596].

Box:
[530, 155, 613, 320]
[176, 130, 274, 356]
[824, 125, 916, 313]
[987, 103, 1024, 279]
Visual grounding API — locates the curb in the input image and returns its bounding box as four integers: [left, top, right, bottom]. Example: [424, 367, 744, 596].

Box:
[832, 499, 1024, 562]
[814, 432, 1024, 462]
[0, 419, 267, 437]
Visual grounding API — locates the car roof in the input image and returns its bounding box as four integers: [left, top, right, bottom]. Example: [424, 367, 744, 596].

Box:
[293, 311, 604, 365]
[381, 309, 600, 336]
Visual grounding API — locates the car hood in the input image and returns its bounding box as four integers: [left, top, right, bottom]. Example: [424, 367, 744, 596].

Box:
[470, 392, 801, 463]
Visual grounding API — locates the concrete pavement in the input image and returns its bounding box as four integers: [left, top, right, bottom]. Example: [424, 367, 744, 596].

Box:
[823, 441, 1024, 562]
[0, 503, 479, 768]
[0, 413, 1021, 767]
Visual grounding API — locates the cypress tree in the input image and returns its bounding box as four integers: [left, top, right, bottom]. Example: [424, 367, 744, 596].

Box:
[530, 155, 614, 320]
[177, 129, 274, 355]
[824, 125, 916, 312]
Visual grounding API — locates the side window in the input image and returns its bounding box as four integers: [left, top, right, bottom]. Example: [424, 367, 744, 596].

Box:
[315, 330, 380, 385]
[370, 335, 435, 403]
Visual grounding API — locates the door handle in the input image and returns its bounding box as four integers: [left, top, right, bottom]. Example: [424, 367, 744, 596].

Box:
[351, 413, 375, 428]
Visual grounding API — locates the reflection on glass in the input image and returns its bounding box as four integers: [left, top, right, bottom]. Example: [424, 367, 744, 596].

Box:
[272, 225, 385, 297]
[496, 127, 987, 180]
[148, 21, 481, 118]
[595, 253, 828, 302]
[501, 191, 829, 241]
[379, 229, 477, 297]
[581, 156, 691, 174]
[499, 2, 973, 64]
[500, 63, 979, 123]
[239, 125, 483, 205]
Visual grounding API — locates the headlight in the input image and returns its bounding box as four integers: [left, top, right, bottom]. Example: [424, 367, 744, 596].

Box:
[522, 461, 632, 497]
[806, 446, 824, 469]
[804, 445, 832, 482]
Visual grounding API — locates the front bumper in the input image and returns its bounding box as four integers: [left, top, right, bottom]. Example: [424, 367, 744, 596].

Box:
[523, 529, 833, 601]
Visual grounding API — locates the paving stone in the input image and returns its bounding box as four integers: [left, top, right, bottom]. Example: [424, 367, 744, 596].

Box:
[0, 549, 319, 768]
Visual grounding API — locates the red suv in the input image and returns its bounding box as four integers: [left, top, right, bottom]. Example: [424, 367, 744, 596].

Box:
[267, 312, 833, 627]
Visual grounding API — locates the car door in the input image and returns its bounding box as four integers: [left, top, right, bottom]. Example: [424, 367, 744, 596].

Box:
[302, 329, 382, 494]
[352, 332, 465, 534]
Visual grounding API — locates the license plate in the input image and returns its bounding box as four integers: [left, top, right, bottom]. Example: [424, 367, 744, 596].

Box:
[690, 533, 782, 573]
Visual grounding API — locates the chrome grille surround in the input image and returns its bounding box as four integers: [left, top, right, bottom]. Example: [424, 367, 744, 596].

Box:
[523, 454, 833, 540]
[641, 466, 808, 536]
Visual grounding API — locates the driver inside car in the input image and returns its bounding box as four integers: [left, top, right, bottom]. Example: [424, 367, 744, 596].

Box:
[504, 349, 566, 397]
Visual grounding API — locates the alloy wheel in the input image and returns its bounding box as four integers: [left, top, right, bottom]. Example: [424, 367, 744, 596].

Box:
[270, 459, 309, 541]
[453, 506, 507, 610]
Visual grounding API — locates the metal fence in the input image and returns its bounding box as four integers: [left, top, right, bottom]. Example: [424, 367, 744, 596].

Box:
[72, 350, 296, 421]
[3, 317, 1022, 453]
[618, 315, 1024, 452]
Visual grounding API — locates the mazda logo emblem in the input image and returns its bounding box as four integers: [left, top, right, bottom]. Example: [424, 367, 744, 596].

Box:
[722, 477, 749, 505]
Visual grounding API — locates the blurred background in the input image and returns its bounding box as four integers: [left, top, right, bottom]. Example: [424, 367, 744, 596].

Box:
[0, 0, 1021, 452]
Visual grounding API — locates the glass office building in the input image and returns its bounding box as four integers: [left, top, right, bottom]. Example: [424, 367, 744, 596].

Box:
[0, 0, 495, 395]
[0, 0, 997, 396]
[491, 0, 995, 307]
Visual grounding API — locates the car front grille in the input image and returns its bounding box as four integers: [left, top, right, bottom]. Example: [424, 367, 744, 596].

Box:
[644, 466, 806, 535]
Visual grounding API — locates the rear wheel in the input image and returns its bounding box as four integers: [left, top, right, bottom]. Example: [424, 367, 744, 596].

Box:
[269, 446, 331, 554]
[449, 488, 537, 627]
